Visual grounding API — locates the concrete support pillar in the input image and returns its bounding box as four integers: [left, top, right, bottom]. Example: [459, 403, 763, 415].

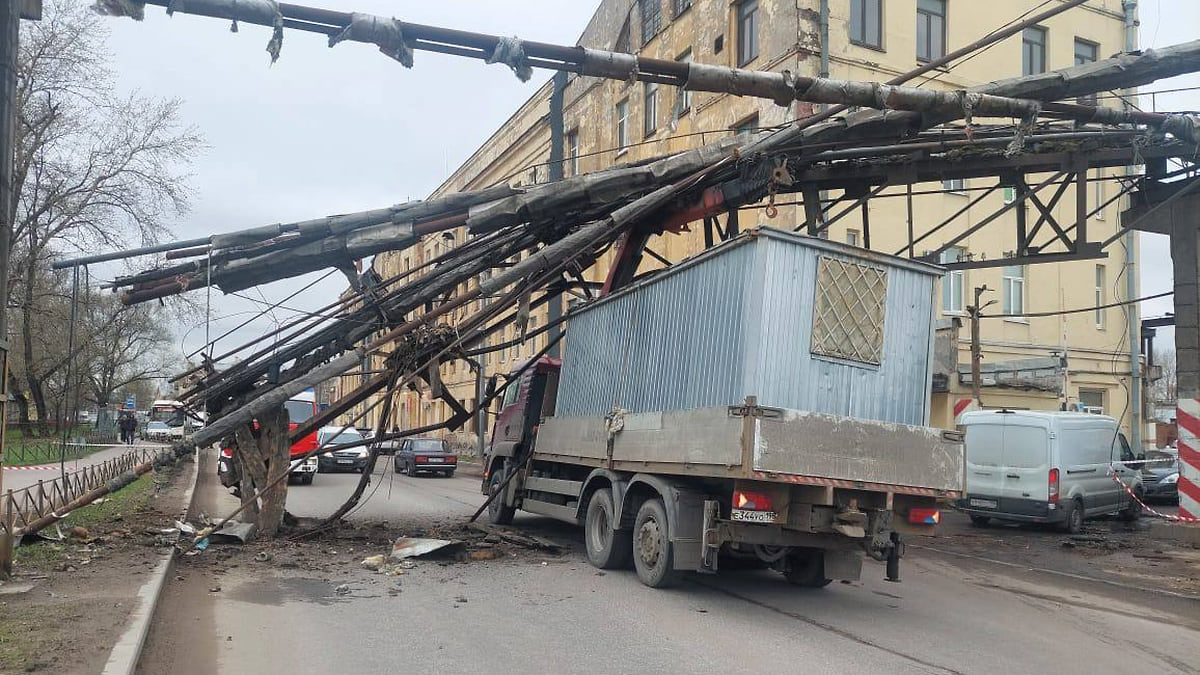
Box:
[1173, 224, 1200, 519]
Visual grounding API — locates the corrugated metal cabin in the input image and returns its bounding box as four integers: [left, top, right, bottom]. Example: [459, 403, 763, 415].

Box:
[554, 228, 943, 427]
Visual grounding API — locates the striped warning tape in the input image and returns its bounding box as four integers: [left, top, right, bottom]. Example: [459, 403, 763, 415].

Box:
[1107, 469, 1200, 524]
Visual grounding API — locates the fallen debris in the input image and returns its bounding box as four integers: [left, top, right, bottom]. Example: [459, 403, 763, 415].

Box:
[390, 537, 462, 560]
[361, 554, 386, 571]
[467, 522, 564, 552]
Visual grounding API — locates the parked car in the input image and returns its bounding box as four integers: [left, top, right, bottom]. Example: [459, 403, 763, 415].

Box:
[376, 439, 402, 455]
[394, 437, 457, 477]
[1141, 449, 1180, 503]
[316, 426, 368, 473]
[959, 410, 1143, 533]
[144, 421, 173, 442]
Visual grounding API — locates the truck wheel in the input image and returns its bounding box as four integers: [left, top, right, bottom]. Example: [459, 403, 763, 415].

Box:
[969, 515, 991, 527]
[585, 488, 632, 570]
[1061, 498, 1085, 534]
[783, 550, 832, 588]
[632, 498, 680, 588]
[487, 470, 516, 525]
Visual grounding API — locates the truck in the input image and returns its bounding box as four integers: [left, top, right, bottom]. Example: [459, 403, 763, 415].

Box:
[218, 389, 320, 487]
[481, 228, 964, 588]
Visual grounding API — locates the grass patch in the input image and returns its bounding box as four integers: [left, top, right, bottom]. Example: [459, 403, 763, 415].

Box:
[3, 434, 107, 467]
[13, 472, 160, 570]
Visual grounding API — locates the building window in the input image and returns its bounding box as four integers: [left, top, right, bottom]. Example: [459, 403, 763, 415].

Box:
[1022, 26, 1047, 76]
[1095, 264, 1106, 328]
[737, 0, 759, 66]
[641, 0, 662, 45]
[941, 247, 965, 314]
[733, 114, 758, 140]
[644, 81, 659, 137]
[850, 0, 883, 49]
[616, 99, 630, 153]
[566, 129, 579, 176]
[916, 0, 946, 62]
[1079, 388, 1105, 413]
[846, 229, 860, 247]
[1074, 38, 1098, 104]
[943, 178, 966, 194]
[673, 0, 691, 17]
[1002, 265, 1025, 316]
[675, 49, 693, 115]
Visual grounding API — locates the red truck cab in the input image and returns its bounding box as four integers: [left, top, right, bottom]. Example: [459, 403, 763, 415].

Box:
[482, 356, 560, 498]
[217, 389, 320, 487]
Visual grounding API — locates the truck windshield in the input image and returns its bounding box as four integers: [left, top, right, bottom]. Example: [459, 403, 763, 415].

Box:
[284, 400, 316, 423]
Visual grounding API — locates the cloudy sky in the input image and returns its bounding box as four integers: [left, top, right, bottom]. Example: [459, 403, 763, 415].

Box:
[89, 1, 1198, 361]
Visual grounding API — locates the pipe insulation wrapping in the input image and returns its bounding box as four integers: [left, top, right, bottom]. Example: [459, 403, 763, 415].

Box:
[329, 12, 413, 68]
[487, 36, 533, 82]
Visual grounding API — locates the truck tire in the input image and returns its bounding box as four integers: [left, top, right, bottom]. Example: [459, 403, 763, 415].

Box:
[584, 488, 632, 570]
[1060, 498, 1085, 534]
[783, 549, 832, 588]
[487, 470, 516, 525]
[632, 498, 681, 588]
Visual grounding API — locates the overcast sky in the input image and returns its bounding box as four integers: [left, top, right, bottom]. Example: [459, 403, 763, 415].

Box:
[91, 1, 1199, 362]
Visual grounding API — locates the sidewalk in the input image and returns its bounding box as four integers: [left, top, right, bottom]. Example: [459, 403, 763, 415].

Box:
[3, 442, 167, 493]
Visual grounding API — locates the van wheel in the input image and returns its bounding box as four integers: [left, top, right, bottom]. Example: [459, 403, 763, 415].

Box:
[487, 470, 516, 525]
[1120, 489, 1143, 522]
[584, 488, 632, 570]
[969, 515, 991, 527]
[1061, 499, 1085, 534]
[632, 498, 681, 588]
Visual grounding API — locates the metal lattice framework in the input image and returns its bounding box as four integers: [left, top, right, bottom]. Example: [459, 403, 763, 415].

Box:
[811, 257, 888, 365]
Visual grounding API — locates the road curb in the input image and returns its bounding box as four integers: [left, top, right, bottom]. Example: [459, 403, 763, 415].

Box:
[102, 450, 201, 675]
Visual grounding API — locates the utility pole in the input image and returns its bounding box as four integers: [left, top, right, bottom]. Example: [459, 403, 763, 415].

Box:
[968, 286, 995, 408]
[0, 0, 40, 579]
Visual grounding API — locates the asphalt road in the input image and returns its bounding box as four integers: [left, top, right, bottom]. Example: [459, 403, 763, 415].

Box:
[142, 456, 1200, 675]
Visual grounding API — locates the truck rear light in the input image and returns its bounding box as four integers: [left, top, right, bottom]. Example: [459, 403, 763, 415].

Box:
[1048, 468, 1060, 504]
[733, 490, 772, 512]
[908, 507, 940, 525]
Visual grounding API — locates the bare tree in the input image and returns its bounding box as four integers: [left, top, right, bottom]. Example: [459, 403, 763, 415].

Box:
[82, 293, 173, 410]
[1150, 347, 1177, 404]
[9, 0, 202, 428]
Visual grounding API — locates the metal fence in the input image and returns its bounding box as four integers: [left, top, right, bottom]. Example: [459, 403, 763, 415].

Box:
[1, 447, 154, 536]
[4, 429, 122, 467]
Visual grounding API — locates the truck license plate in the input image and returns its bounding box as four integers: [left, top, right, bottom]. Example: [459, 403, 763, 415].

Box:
[731, 509, 777, 523]
[969, 498, 998, 509]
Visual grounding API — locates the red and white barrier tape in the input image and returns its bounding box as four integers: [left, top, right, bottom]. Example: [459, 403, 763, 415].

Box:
[1108, 469, 1199, 524]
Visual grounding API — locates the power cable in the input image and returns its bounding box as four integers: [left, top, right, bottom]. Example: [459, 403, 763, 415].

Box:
[984, 290, 1171, 319]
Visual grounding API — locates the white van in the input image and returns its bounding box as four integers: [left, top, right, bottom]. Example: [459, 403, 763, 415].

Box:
[959, 410, 1143, 533]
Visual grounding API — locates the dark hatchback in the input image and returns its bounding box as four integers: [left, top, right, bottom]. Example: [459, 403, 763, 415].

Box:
[1141, 450, 1180, 502]
[394, 437, 458, 477]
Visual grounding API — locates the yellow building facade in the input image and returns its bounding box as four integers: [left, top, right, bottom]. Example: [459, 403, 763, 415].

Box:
[363, 0, 1142, 444]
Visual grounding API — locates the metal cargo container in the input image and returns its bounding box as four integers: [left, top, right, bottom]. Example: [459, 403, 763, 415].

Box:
[555, 228, 942, 427]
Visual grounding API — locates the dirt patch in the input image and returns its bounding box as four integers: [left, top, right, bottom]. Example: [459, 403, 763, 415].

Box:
[0, 461, 194, 674]
[921, 511, 1200, 597]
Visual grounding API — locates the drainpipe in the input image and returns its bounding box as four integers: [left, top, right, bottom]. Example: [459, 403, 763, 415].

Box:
[817, 0, 831, 234]
[1123, 0, 1142, 451]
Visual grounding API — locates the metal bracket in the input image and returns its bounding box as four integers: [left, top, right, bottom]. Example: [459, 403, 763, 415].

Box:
[727, 404, 783, 419]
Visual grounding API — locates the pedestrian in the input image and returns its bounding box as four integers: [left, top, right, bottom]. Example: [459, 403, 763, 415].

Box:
[127, 415, 138, 444]
[118, 413, 129, 444]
